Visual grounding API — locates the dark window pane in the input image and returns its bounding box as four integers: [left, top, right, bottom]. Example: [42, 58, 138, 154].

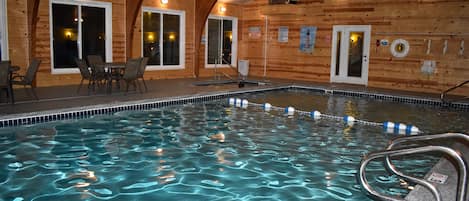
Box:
[52, 4, 78, 68]
[163, 14, 180, 65]
[82, 6, 105, 61]
[222, 19, 232, 64]
[207, 19, 221, 64]
[335, 31, 341, 76]
[348, 32, 363, 77]
[143, 12, 160, 65]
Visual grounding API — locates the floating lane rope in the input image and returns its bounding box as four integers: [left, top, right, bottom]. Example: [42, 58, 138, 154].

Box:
[228, 98, 421, 135]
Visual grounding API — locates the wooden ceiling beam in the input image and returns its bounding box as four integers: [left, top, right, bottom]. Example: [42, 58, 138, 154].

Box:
[28, 0, 40, 59]
[126, 0, 144, 60]
[194, 0, 217, 77]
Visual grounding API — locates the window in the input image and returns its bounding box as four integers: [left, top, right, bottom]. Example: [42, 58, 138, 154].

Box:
[50, 0, 112, 74]
[205, 16, 237, 68]
[142, 7, 185, 70]
[0, 0, 8, 61]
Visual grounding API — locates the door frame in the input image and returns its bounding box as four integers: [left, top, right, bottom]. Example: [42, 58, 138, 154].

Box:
[204, 15, 238, 69]
[0, 0, 8, 60]
[330, 25, 371, 85]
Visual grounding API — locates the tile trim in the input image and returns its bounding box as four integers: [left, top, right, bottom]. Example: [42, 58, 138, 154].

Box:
[0, 85, 467, 128]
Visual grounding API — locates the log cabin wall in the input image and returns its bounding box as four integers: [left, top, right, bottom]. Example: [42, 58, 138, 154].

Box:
[6, 0, 30, 73]
[130, 0, 195, 80]
[198, 2, 243, 78]
[239, 0, 469, 96]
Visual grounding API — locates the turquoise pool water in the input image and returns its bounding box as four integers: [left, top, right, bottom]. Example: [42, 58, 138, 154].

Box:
[0, 89, 467, 200]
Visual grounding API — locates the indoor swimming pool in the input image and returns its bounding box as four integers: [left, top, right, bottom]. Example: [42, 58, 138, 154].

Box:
[0, 89, 467, 200]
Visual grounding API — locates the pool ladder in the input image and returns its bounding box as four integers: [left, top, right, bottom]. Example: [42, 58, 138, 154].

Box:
[358, 133, 468, 201]
[440, 80, 469, 103]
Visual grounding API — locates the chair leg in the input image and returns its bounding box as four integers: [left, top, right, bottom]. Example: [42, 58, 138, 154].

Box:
[136, 80, 142, 93]
[125, 80, 130, 95]
[141, 78, 148, 92]
[77, 78, 84, 93]
[30, 85, 39, 100]
[133, 81, 139, 93]
[9, 85, 14, 104]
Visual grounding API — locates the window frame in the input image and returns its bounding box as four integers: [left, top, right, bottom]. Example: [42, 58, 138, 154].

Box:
[0, 0, 8, 61]
[49, 0, 112, 74]
[141, 7, 185, 71]
[205, 15, 238, 68]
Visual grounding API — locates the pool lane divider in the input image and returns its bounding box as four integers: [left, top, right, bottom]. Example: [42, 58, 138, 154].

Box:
[228, 98, 421, 135]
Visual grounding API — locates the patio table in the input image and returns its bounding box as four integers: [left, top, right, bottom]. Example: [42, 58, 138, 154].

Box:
[96, 62, 126, 93]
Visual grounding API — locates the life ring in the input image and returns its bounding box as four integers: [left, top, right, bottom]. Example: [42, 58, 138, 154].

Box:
[390, 39, 410, 58]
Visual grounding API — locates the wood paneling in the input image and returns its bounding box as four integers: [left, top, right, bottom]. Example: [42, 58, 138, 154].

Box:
[7, 0, 30, 73]
[6, 0, 469, 96]
[239, 0, 469, 96]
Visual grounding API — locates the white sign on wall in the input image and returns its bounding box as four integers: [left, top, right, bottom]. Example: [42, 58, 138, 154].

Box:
[278, 26, 288, 43]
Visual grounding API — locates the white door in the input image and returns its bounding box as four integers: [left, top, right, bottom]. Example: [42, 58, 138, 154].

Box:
[0, 0, 8, 60]
[330, 25, 371, 85]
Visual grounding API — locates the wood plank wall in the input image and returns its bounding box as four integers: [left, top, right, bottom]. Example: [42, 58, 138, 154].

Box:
[239, 0, 469, 96]
[6, 0, 30, 72]
[6, 0, 468, 97]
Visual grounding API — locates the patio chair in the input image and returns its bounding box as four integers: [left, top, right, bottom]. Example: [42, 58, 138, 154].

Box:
[11, 58, 41, 100]
[75, 58, 93, 93]
[86, 55, 108, 88]
[137, 57, 149, 92]
[122, 58, 142, 94]
[0, 61, 14, 103]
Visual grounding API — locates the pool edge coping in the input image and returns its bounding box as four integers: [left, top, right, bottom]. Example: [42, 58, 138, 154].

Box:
[0, 84, 467, 127]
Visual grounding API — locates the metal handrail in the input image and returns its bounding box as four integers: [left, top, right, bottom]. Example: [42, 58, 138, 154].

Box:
[440, 80, 469, 102]
[385, 133, 469, 201]
[358, 145, 467, 201]
[210, 56, 238, 81]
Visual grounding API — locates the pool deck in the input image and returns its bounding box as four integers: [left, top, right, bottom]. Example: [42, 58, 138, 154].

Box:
[0, 77, 464, 118]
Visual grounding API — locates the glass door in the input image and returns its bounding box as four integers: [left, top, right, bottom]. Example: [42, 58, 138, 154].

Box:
[330, 25, 371, 85]
[81, 6, 106, 63]
[0, 0, 8, 61]
[205, 16, 237, 68]
[52, 4, 78, 68]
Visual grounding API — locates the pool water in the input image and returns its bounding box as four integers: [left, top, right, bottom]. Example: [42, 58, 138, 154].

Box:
[0, 89, 467, 200]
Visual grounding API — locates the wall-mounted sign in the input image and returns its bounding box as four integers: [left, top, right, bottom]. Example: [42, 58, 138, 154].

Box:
[380, 39, 389, 46]
[248, 26, 261, 39]
[299, 26, 317, 53]
[278, 26, 288, 42]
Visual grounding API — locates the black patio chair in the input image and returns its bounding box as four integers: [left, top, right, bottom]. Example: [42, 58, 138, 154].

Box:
[86, 55, 108, 88]
[11, 58, 41, 100]
[122, 58, 142, 94]
[75, 58, 93, 93]
[137, 57, 149, 92]
[0, 61, 14, 103]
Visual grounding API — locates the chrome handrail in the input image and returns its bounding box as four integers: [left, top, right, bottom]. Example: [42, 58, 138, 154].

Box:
[358, 145, 467, 201]
[210, 56, 238, 81]
[440, 80, 469, 102]
[385, 133, 469, 201]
